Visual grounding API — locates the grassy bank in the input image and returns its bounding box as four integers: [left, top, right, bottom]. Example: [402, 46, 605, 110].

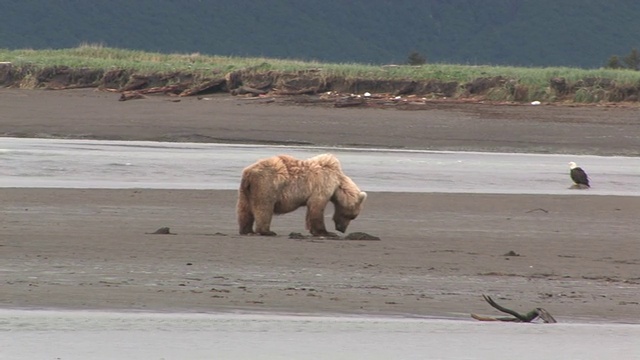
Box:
[2, 45, 640, 103]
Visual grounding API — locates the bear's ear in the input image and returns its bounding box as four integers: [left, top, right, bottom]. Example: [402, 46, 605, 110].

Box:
[358, 191, 367, 204]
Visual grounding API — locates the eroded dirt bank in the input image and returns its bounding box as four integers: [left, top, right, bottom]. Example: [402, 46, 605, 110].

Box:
[1, 63, 639, 103]
[2, 88, 640, 156]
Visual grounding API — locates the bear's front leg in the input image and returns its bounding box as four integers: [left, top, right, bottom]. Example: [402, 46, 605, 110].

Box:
[306, 202, 336, 237]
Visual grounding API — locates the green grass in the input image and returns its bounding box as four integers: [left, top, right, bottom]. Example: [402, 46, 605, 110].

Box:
[2, 45, 640, 102]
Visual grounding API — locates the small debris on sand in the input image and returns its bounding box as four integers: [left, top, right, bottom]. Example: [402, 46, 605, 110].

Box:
[525, 208, 548, 213]
[288, 231, 381, 240]
[344, 232, 381, 241]
[146, 227, 176, 235]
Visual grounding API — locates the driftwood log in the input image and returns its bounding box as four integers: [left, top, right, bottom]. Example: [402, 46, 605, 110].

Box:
[179, 78, 225, 97]
[119, 91, 146, 101]
[119, 84, 190, 101]
[471, 294, 557, 323]
[274, 86, 322, 95]
[334, 96, 366, 108]
[230, 86, 267, 96]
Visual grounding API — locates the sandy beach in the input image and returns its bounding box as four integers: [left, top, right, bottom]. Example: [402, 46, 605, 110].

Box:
[1, 89, 639, 322]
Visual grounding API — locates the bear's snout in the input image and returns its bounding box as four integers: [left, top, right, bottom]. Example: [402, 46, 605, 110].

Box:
[335, 222, 348, 233]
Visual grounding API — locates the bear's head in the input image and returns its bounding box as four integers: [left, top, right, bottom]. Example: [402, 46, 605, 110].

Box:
[333, 191, 367, 233]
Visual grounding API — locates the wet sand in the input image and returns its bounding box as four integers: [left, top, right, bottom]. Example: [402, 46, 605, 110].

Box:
[1, 89, 640, 322]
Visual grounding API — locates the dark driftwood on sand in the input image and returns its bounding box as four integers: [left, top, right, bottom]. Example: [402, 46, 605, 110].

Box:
[471, 294, 557, 323]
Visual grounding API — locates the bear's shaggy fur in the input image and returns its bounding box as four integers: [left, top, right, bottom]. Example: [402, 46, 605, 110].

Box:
[237, 154, 367, 236]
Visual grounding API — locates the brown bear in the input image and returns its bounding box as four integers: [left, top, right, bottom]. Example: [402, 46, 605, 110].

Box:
[237, 153, 367, 236]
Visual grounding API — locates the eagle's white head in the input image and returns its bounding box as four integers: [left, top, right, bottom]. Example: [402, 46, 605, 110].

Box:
[568, 161, 578, 169]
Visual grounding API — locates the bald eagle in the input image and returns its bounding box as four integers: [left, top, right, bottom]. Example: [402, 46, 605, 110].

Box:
[569, 162, 590, 188]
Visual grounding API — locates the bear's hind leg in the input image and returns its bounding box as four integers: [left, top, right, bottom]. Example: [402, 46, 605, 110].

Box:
[237, 194, 256, 235]
[255, 218, 277, 236]
[238, 213, 255, 235]
[238, 208, 254, 235]
[253, 205, 277, 236]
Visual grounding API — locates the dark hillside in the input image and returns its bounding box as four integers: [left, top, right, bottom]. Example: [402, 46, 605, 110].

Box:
[2, 0, 640, 68]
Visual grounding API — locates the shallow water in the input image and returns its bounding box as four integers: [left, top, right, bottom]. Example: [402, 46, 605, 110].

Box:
[1, 137, 639, 195]
[2, 309, 639, 360]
